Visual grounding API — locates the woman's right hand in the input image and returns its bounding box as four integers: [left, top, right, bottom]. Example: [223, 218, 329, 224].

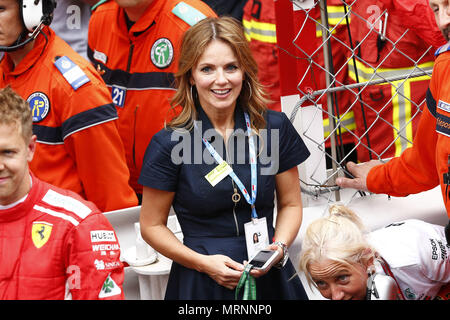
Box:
[200, 254, 245, 290]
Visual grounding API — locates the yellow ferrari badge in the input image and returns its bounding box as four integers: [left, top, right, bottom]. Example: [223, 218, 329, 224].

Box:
[32, 222, 53, 249]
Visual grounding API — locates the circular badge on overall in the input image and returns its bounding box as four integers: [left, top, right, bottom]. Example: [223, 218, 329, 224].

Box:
[150, 38, 174, 69]
[27, 92, 50, 122]
[60, 58, 72, 70]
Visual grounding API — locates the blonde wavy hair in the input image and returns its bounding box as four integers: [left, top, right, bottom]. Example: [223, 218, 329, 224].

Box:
[299, 204, 375, 288]
[167, 16, 270, 132]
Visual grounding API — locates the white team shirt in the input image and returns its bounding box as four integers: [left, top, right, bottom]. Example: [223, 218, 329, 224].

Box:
[367, 219, 450, 299]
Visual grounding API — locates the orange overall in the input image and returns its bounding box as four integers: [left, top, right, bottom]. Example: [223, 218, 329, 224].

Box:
[368, 45, 450, 220]
[88, 0, 216, 194]
[0, 27, 137, 212]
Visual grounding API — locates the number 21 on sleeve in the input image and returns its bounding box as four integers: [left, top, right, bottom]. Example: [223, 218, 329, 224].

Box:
[112, 85, 126, 107]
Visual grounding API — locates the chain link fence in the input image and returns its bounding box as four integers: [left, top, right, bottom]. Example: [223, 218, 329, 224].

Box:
[280, 0, 436, 203]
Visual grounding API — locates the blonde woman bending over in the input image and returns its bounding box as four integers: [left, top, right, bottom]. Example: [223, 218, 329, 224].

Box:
[299, 205, 450, 300]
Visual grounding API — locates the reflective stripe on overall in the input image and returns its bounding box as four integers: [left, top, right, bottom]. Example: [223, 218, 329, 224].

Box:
[316, 5, 356, 139]
[349, 59, 434, 156]
[242, 18, 277, 44]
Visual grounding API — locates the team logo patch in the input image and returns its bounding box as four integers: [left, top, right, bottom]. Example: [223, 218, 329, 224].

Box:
[31, 221, 53, 249]
[150, 38, 174, 69]
[404, 288, 416, 300]
[27, 92, 50, 122]
[90, 230, 116, 243]
[99, 274, 122, 298]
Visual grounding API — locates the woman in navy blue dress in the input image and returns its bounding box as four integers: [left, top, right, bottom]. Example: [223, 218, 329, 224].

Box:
[139, 17, 310, 300]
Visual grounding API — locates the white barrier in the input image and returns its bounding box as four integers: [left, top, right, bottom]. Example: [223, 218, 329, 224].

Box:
[104, 206, 180, 300]
[104, 186, 447, 300]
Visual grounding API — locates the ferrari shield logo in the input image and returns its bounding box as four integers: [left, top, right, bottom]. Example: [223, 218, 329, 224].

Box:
[32, 222, 53, 249]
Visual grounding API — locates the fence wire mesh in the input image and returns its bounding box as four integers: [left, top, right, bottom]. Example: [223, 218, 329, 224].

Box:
[283, 0, 436, 202]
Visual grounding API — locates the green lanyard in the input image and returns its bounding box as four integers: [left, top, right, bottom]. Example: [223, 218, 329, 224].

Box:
[235, 264, 257, 300]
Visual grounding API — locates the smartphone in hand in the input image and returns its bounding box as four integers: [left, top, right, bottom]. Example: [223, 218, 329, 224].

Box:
[248, 249, 280, 272]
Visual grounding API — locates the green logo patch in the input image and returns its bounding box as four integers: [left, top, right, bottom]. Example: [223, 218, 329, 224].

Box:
[151, 38, 174, 69]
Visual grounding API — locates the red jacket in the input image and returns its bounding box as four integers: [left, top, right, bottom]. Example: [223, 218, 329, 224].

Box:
[349, 0, 446, 162]
[88, 0, 216, 194]
[0, 27, 138, 212]
[243, 0, 356, 145]
[0, 174, 124, 299]
[243, 0, 280, 111]
[311, 1, 356, 146]
[378, 0, 444, 49]
[367, 45, 450, 219]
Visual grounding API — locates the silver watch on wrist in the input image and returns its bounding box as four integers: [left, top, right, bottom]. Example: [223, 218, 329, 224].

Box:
[273, 241, 288, 269]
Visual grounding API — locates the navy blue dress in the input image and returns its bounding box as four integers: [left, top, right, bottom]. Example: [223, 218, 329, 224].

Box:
[138, 105, 310, 300]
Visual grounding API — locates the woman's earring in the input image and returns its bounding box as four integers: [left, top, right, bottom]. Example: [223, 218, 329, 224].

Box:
[366, 264, 376, 275]
[247, 81, 252, 101]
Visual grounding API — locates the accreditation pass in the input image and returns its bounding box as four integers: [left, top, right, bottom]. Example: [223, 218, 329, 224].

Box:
[205, 161, 233, 187]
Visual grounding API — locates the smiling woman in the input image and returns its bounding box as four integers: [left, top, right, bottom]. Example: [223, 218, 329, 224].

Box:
[138, 16, 311, 300]
[168, 15, 269, 132]
[190, 39, 244, 136]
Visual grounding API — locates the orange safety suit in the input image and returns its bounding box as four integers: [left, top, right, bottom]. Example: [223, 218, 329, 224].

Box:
[349, 0, 446, 163]
[88, 0, 216, 194]
[0, 27, 137, 212]
[367, 44, 450, 220]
